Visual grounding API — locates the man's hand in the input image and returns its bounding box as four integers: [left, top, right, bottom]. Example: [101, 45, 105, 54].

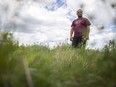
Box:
[70, 37, 73, 41]
[86, 36, 89, 40]
[83, 35, 89, 40]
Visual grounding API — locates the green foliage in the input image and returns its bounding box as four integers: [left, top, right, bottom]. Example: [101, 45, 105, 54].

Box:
[0, 33, 116, 87]
[0, 33, 19, 87]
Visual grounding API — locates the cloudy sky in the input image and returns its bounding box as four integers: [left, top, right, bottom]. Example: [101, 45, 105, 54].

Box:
[0, 0, 116, 49]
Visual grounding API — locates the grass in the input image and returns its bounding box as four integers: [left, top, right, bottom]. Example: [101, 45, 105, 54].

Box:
[0, 33, 116, 87]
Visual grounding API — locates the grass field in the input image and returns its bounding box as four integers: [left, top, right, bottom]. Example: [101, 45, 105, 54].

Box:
[0, 33, 116, 87]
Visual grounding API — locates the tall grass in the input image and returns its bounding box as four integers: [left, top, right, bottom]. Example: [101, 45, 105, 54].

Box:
[0, 33, 116, 87]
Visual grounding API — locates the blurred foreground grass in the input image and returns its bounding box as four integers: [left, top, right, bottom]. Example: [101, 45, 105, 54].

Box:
[0, 33, 116, 87]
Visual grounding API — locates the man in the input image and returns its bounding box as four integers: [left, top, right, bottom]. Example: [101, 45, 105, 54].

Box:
[70, 9, 91, 48]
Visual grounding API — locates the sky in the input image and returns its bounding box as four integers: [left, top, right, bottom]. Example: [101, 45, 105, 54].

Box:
[0, 0, 116, 49]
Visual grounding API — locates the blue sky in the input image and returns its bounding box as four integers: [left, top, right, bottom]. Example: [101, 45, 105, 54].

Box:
[45, 0, 66, 11]
[0, 0, 116, 49]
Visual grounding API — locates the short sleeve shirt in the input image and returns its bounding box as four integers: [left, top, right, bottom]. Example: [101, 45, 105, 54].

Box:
[71, 17, 91, 36]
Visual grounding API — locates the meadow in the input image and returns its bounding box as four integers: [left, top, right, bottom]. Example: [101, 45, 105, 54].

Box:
[0, 33, 116, 87]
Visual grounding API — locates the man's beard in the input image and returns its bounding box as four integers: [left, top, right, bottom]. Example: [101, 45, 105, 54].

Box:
[78, 15, 82, 18]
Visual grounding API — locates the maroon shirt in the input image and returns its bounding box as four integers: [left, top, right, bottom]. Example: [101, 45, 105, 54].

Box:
[71, 17, 91, 37]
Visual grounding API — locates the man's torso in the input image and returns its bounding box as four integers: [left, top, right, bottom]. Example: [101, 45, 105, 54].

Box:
[71, 17, 90, 37]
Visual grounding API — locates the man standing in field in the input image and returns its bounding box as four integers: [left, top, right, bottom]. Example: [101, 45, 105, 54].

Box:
[70, 9, 91, 48]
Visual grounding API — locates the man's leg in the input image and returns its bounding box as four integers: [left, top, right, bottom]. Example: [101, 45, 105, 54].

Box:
[72, 37, 78, 48]
[76, 36, 83, 48]
[81, 38, 87, 48]
[72, 36, 83, 48]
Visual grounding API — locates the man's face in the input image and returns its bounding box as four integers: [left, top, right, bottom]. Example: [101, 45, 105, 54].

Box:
[77, 9, 83, 17]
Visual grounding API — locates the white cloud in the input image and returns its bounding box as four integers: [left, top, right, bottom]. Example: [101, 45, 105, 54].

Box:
[87, 26, 116, 49]
[12, 1, 71, 47]
[34, 0, 57, 7]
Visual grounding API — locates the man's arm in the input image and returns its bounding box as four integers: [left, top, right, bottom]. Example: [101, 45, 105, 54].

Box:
[86, 25, 90, 40]
[70, 27, 74, 41]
